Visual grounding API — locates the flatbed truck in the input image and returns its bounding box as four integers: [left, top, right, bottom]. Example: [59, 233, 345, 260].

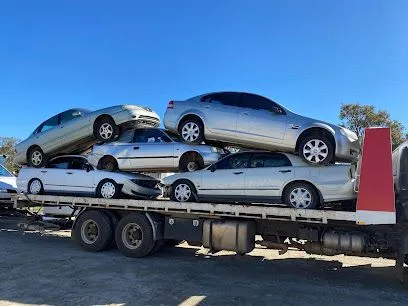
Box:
[1, 127, 408, 281]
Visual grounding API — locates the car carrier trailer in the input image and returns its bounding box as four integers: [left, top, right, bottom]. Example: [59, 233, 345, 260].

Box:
[1, 127, 408, 281]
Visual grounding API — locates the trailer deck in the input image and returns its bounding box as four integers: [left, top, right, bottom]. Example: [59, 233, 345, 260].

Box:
[10, 194, 357, 224]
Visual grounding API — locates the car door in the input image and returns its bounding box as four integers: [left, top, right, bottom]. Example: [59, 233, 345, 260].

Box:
[59, 109, 89, 144]
[125, 129, 176, 170]
[199, 153, 251, 201]
[41, 157, 71, 192]
[34, 114, 63, 153]
[62, 157, 95, 195]
[236, 94, 288, 146]
[199, 92, 240, 139]
[244, 153, 294, 201]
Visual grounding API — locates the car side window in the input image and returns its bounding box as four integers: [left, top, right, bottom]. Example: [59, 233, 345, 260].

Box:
[61, 110, 83, 124]
[215, 153, 251, 170]
[201, 93, 243, 107]
[69, 158, 91, 170]
[250, 153, 292, 168]
[133, 129, 171, 143]
[243, 94, 285, 113]
[38, 115, 59, 133]
[48, 158, 70, 169]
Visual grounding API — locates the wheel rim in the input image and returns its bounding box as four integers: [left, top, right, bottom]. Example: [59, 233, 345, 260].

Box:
[289, 187, 312, 208]
[186, 161, 198, 172]
[174, 183, 191, 202]
[80, 220, 99, 244]
[181, 122, 200, 142]
[303, 139, 328, 163]
[99, 123, 114, 140]
[100, 182, 116, 198]
[29, 180, 42, 194]
[122, 223, 143, 249]
[31, 151, 42, 166]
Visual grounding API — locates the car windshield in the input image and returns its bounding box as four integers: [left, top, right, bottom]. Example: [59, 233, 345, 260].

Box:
[0, 164, 13, 177]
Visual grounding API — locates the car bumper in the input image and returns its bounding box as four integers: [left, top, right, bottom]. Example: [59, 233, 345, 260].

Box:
[163, 111, 178, 133]
[320, 179, 357, 203]
[121, 180, 162, 199]
[335, 135, 361, 162]
[114, 109, 160, 129]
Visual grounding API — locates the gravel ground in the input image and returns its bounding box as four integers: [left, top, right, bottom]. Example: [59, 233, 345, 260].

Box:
[0, 229, 408, 306]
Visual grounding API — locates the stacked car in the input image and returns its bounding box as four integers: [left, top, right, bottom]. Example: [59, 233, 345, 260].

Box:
[15, 92, 360, 208]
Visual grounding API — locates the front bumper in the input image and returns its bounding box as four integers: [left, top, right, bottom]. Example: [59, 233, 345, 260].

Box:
[335, 135, 361, 162]
[121, 180, 162, 199]
[114, 109, 160, 129]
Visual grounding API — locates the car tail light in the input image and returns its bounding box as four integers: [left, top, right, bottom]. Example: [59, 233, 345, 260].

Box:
[167, 101, 174, 109]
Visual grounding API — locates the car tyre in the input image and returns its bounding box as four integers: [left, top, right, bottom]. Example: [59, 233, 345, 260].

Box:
[27, 146, 48, 168]
[94, 117, 119, 142]
[170, 180, 195, 202]
[27, 178, 44, 195]
[179, 153, 204, 172]
[283, 182, 319, 209]
[96, 179, 120, 199]
[115, 213, 155, 258]
[72, 210, 113, 252]
[179, 118, 204, 145]
[298, 134, 334, 165]
[97, 156, 118, 172]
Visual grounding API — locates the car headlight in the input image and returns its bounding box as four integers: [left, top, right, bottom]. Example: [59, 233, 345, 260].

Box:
[340, 127, 358, 141]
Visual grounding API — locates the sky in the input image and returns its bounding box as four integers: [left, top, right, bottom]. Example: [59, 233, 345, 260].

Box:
[1, 0, 407, 140]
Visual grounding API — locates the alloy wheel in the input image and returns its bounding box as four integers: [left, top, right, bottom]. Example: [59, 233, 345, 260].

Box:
[99, 123, 114, 140]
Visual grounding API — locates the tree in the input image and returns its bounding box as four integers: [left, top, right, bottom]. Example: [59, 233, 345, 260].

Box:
[339, 104, 406, 149]
[0, 137, 20, 173]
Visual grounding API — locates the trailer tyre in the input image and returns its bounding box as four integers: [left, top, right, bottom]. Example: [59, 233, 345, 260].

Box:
[115, 213, 155, 258]
[72, 210, 113, 252]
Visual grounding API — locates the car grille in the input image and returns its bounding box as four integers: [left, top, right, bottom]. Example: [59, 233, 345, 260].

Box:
[131, 179, 160, 189]
[136, 116, 160, 127]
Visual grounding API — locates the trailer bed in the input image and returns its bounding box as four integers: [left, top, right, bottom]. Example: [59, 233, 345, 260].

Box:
[8, 194, 358, 224]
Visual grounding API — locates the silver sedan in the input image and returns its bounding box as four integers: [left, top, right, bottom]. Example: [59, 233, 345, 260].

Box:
[162, 151, 356, 209]
[164, 92, 360, 165]
[87, 128, 223, 172]
[14, 105, 160, 168]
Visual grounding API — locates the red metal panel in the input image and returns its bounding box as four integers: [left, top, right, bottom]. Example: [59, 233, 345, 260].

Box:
[356, 127, 395, 212]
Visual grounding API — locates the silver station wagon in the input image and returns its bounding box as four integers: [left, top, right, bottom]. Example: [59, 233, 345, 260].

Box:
[88, 128, 222, 172]
[164, 92, 360, 165]
[14, 105, 160, 168]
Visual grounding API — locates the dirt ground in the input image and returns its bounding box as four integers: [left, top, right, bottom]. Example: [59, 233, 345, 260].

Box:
[1, 230, 408, 306]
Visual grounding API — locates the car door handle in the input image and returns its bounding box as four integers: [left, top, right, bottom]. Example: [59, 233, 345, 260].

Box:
[66, 172, 73, 175]
[41, 170, 47, 173]
[133, 146, 139, 150]
[233, 171, 244, 175]
[279, 170, 292, 173]
[203, 105, 211, 109]
[242, 112, 249, 115]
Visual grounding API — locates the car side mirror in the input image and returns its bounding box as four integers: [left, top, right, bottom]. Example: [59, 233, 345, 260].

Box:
[209, 165, 216, 172]
[86, 165, 92, 172]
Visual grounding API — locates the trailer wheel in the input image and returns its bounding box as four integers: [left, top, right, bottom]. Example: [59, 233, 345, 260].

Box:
[72, 210, 113, 252]
[115, 213, 155, 258]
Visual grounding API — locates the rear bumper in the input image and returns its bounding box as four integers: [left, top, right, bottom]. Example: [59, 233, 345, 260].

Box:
[121, 180, 162, 199]
[335, 135, 360, 162]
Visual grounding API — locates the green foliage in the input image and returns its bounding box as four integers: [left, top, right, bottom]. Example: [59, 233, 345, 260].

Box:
[340, 104, 405, 149]
[0, 137, 20, 174]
